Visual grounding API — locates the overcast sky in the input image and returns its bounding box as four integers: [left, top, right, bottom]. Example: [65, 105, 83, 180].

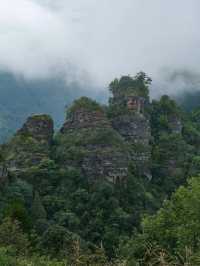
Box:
[0, 0, 199, 94]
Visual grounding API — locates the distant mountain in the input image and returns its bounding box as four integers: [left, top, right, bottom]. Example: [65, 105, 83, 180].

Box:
[159, 69, 200, 112]
[0, 72, 107, 142]
[175, 90, 200, 112]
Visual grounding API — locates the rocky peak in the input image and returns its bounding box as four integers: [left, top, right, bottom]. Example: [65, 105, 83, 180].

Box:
[61, 97, 110, 133]
[4, 114, 54, 172]
[61, 108, 110, 133]
[109, 73, 150, 112]
[57, 97, 130, 184]
[17, 114, 54, 144]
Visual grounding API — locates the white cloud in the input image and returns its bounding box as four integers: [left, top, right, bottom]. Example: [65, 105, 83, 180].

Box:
[0, 0, 199, 91]
[0, 0, 70, 78]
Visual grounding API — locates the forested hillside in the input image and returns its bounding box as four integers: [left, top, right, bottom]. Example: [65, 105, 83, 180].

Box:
[1, 72, 200, 265]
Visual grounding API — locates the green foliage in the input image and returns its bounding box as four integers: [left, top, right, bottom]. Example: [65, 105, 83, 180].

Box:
[149, 94, 198, 204]
[66, 97, 103, 118]
[0, 218, 30, 255]
[108, 72, 151, 119]
[151, 95, 182, 138]
[151, 132, 193, 201]
[3, 200, 32, 231]
[0, 247, 67, 266]
[109, 72, 151, 99]
[56, 127, 126, 149]
[1, 178, 33, 205]
[54, 126, 128, 174]
[31, 191, 47, 221]
[39, 224, 76, 256]
[120, 176, 200, 264]
[183, 121, 200, 147]
[2, 72, 200, 264]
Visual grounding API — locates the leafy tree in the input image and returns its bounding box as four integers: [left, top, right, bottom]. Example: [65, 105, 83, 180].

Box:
[109, 72, 151, 99]
[3, 200, 31, 231]
[0, 218, 29, 255]
[120, 176, 200, 265]
[66, 97, 103, 118]
[151, 95, 182, 138]
[31, 191, 47, 222]
[39, 224, 76, 257]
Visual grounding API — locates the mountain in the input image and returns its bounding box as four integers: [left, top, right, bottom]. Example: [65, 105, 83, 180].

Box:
[175, 90, 200, 111]
[0, 72, 200, 264]
[0, 72, 107, 143]
[162, 69, 200, 112]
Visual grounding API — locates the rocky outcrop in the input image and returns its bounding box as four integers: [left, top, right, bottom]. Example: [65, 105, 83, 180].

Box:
[57, 97, 130, 183]
[112, 113, 151, 178]
[61, 108, 110, 133]
[126, 96, 146, 113]
[81, 146, 129, 183]
[17, 114, 54, 144]
[109, 87, 152, 178]
[5, 114, 54, 171]
[112, 113, 151, 145]
[168, 115, 182, 134]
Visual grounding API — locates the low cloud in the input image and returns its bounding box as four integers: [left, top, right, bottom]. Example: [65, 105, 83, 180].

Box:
[0, 0, 199, 94]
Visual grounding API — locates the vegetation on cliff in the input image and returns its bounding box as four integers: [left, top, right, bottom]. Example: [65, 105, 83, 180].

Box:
[1, 72, 200, 265]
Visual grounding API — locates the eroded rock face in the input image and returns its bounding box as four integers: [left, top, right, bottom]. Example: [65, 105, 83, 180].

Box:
[112, 113, 151, 178]
[5, 114, 54, 171]
[110, 92, 152, 178]
[112, 114, 151, 145]
[168, 115, 182, 134]
[126, 96, 146, 113]
[81, 146, 129, 183]
[58, 101, 130, 183]
[61, 109, 111, 133]
[17, 114, 54, 144]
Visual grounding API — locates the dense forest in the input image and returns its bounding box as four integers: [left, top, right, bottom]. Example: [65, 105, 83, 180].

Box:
[1, 72, 200, 265]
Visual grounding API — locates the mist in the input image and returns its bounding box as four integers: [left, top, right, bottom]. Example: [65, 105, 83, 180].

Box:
[0, 0, 199, 95]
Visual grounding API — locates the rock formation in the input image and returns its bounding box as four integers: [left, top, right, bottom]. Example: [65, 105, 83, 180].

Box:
[17, 114, 54, 144]
[4, 114, 54, 171]
[109, 81, 152, 178]
[168, 115, 182, 134]
[57, 97, 130, 183]
[61, 108, 110, 132]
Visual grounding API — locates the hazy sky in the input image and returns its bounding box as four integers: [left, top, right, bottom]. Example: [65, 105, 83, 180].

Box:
[0, 0, 199, 92]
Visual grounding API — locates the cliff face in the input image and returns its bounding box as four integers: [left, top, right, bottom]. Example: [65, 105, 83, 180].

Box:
[109, 86, 152, 178]
[56, 97, 130, 183]
[168, 115, 182, 134]
[112, 113, 151, 177]
[0, 75, 154, 184]
[112, 113, 150, 145]
[61, 108, 110, 132]
[4, 114, 54, 172]
[0, 75, 187, 187]
[17, 114, 54, 144]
